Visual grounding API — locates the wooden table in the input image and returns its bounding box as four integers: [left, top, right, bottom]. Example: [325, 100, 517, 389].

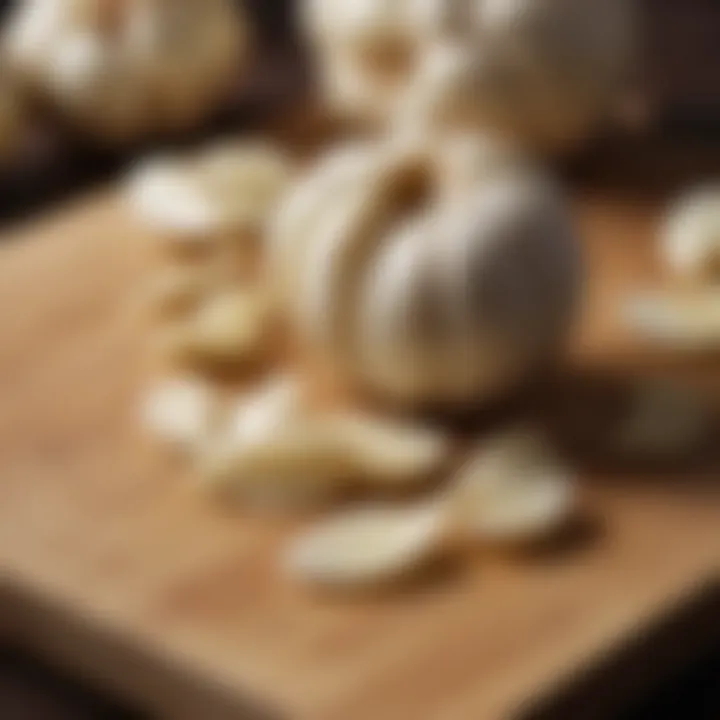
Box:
[0, 166, 718, 720]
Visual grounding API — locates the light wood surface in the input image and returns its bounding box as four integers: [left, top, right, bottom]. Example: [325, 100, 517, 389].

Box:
[0, 186, 718, 720]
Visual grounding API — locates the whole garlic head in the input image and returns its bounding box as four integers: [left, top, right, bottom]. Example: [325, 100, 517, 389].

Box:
[304, 0, 634, 150]
[271, 137, 582, 409]
[302, 0, 445, 124]
[661, 187, 720, 284]
[4, 0, 249, 141]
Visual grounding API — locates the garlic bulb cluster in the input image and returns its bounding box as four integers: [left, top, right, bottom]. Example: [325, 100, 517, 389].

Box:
[304, 0, 634, 150]
[271, 136, 582, 409]
[4, 0, 249, 141]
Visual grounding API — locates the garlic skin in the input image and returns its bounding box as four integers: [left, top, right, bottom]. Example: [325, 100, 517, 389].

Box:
[661, 187, 720, 283]
[271, 138, 581, 409]
[126, 141, 292, 248]
[4, 0, 249, 142]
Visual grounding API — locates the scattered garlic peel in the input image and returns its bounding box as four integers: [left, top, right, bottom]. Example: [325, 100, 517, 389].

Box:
[287, 503, 445, 587]
[142, 377, 214, 450]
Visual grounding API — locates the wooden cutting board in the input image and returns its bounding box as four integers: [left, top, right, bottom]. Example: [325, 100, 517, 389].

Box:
[0, 180, 718, 720]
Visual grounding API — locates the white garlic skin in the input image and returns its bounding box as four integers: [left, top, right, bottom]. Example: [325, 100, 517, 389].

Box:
[661, 187, 720, 284]
[271, 139, 582, 409]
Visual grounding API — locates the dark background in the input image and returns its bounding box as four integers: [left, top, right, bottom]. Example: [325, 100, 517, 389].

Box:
[0, 1, 718, 718]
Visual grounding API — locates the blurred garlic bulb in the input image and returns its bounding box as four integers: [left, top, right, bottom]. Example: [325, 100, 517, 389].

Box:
[304, 0, 634, 149]
[661, 187, 720, 284]
[4, 0, 249, 141]
[302, 0, 443, 124]
[271, 136, 582, 409]
[126, 140, 291, 250]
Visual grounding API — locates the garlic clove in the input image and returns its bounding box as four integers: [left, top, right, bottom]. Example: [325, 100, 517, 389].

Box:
[141, 376, 215, 451]
[286, 503, 445, 587]
[450, 430, 575, 542]
[467, 469, 574, 543]
[623, 289, 720, 349]
[126, 141, 291, 241]
[661, 187, 720, 283]
[171, 289, 272, 366]
[615, 379, 710, 456]
[125, 155, 218, 239]
[332, 414, 450, 487]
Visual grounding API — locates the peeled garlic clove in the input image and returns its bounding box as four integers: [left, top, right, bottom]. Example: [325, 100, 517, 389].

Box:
[333, 414, 449, 487]
[286, 503, 445, 588]
[197, 374, 331, 501]
[125, 155, 218, 240]
[616, 379, 710, 456]
[451, 431, 575, 542]
[469, 471, 574, 543]
[223, 373, 309, 445]
[126, 141, 291, 244]
[202, 425, 355, 500]
[623, 289, 720, 349]
[196, 141, 292, 229]
[141, 377, 214, 450]
[176, 289, 272, 365]
[661, 187, 720, 283]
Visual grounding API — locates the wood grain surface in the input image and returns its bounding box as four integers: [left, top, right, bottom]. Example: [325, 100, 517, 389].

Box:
[0, 172, 719, 720]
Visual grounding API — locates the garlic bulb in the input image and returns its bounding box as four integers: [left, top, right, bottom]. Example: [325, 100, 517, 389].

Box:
[304, 0, 633, 149]
[302, 0, 442, 124]
[661, 187, 720, 283]
[126, 140, 292, 248]
[4, 0, 249, 141]
[271, 137, 582, 409]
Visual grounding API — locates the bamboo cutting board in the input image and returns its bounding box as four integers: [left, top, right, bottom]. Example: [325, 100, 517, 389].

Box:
[0, 180, 719, 720]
